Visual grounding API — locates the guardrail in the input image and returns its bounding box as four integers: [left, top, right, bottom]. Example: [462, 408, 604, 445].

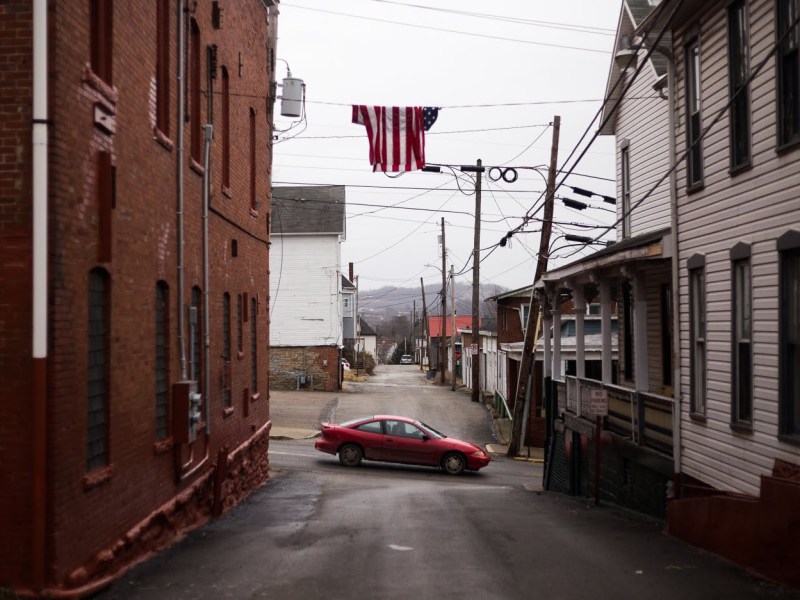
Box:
[556, 376, 673, 456]
[493, 391, 513, 420]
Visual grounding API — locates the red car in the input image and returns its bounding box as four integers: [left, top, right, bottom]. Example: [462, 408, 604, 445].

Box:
[314, 415, 490, 475]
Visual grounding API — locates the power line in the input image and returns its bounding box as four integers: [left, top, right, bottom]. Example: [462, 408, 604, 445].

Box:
[359, 0, 617, 35]
[281, 3, 614, 54]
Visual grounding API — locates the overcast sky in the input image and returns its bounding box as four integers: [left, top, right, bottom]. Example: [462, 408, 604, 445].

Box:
[271, 0, 623, 300]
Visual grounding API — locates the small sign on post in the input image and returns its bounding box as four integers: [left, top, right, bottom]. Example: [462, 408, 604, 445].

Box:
[589, 389, 608, 416]
[470, 343, 478, 356]
[589, 388, 608, 506]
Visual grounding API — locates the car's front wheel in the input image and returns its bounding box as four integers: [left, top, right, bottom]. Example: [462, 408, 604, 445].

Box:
[442, 452, 465, 475]
[339, 443, 363, 467]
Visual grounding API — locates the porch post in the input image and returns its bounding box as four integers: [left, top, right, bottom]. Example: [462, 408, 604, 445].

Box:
[552, 300, 562, 382]
[543, 303, 552, 379]
[600, 280, 612, 384]
[572, 284, 586, 378]
[633, 270, 649, 390]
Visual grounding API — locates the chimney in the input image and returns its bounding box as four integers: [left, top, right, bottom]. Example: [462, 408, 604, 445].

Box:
[349, 262, 354, 282]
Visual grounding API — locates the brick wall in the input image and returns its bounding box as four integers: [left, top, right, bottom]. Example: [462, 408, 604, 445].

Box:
[0, 0, 278, 593]
[0, 0, 34, 587]
[270, 346, 341, 392]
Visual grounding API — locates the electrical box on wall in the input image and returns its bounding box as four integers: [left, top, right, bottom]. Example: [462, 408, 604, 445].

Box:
[173, 381, 202, 444]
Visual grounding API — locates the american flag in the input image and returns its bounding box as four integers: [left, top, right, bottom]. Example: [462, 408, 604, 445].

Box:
[352, 105, 439, 173]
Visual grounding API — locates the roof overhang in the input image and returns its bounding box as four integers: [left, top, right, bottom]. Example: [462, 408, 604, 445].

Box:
[537, 227, 672, 289]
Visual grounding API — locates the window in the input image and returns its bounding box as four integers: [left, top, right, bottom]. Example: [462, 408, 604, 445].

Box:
[689, 256, 707, 416]
[728, 0, 751, 169]
[90, 0, 113, 84]
[87, 268, 110, 471]
[356, 421, 383, 434]
[237, 293, 243, 354]
[190, 19, 202, 162]
[250, 297, 258, 394]
[249, 107, 257, 210]
[621, 142, 631, 237]
[156, 0, 170, 135]
[685, 33, 704, 189]
[777, 0, 800, 147]
[385, 420, 426, 440]
[155, 282, 169, 440]
[779, 231, 800, 438]
[222, 292, 232, 408]
[622, 280, 634, 380]
[221, 67, 230, 189]
[520, 303, 530, 330]
[661, 284, 673, 387]
[731, 244, 752, 426]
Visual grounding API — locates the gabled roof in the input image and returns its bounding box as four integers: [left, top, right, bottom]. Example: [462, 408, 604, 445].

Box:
[271, 185, 346, 236]
[487, 285, 533, 303]
[600, 0, 671, 136]
[359, 318, 377, 337]
[341, 274, 356, 290]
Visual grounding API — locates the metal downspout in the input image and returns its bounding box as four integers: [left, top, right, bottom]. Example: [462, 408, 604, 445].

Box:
[176, 0, 187, 380]
[202, 124, 212, 432]
[667, 57, 683, 478]
[32, 0, 48, 590]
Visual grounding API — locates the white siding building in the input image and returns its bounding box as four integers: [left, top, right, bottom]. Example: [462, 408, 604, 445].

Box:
[269, 186, 347, 391]
[641, 0, 800, 586]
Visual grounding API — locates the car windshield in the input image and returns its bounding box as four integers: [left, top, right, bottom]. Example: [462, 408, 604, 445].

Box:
[416, 421, 446, 439]
[340, 417, 373, 427]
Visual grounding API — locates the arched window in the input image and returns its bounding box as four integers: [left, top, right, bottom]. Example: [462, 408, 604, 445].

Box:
[221, 67, 230, 190]
[87, 268, 110, 471]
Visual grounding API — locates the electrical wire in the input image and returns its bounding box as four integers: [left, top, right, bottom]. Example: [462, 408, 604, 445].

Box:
[558, 4, 800, 260]
[281, 2, 614, 54]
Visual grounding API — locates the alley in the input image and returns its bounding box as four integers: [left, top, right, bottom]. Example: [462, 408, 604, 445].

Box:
[94, 368, 799, 600]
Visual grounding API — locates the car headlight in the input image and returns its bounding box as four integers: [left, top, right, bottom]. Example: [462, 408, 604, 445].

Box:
[471, 449, 487, 458]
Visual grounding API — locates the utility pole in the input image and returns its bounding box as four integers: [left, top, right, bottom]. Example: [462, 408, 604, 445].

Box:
[420, 277, 429, 374]
[440, 218, 447, 385]
[508, 116, 561, 456]
[450, 264, 456, 391]
[462, 159, 484, 403]
[412, 300, 417, 366]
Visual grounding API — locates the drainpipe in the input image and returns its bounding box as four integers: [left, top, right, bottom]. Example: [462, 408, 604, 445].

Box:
[667, 56, 683, 481]
[176, 0, 187, 380]
[202, 124, 212, 432]
[31, 0, 48, 590]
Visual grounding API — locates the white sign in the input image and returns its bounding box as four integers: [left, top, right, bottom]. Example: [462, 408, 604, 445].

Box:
[589, 389, 608, 416]
[470, 343, 478, 356]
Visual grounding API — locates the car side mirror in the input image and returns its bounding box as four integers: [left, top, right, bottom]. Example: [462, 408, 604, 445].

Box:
[421, 434, 430, 442]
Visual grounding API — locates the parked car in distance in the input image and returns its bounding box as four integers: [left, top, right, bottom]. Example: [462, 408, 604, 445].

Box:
[314, 415, 491, 475]
[341, 358, 350, 370]
[400, 355, 413, 364]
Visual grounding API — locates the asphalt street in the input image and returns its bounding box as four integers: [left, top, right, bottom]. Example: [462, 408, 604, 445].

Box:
[93, 366, 800, 600]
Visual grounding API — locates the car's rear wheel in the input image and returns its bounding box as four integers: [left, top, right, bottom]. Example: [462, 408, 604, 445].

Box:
[442, 452, 465, 475]
[339, 443, 363, 467]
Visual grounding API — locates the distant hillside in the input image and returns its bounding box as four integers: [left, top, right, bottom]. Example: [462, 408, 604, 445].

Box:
[357, 281, 506, 335]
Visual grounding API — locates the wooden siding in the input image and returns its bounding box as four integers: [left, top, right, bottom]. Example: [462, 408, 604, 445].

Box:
[673, 0, 800, 495]
[269, 234, 343, 346]
[614, 54, 672, 238]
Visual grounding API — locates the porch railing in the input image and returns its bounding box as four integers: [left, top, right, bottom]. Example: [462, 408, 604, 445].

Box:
[557, 376, 673, 456]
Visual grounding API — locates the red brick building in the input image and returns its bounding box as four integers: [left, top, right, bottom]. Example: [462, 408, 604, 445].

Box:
[0, 1, 278, 595]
